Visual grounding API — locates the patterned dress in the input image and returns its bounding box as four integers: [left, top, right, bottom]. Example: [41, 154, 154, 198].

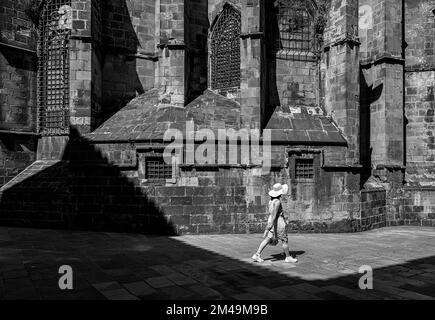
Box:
[266, 198, 288, 242]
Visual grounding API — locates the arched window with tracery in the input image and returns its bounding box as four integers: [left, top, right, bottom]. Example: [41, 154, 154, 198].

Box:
[37, 0, 72, 135]
[275, 0, 317, 61]
[210, 4, 241, 92]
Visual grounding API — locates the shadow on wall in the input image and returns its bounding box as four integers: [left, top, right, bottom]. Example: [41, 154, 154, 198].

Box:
[0, 133, 38, 186]
[0, 46, 37, 131]
[185, 1, 210, 105]
[0, 46, 38, 186]
[99, 0, 146, 126]
[263, 0, 281, 129]
[359, 67, 384, 187]
[0, 126, 176, 236]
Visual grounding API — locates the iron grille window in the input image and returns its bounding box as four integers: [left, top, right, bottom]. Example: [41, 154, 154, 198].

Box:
[295, 158, 314, 179]
[37, 0, 71, 136]
[145, 156, 173, 181]
[275, 0, 316, 60]
[210, 4, 241, 90]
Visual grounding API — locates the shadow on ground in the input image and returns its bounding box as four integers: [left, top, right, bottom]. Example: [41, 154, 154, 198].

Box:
[0, 227, 434, 300]
[264, 251, 306, 262]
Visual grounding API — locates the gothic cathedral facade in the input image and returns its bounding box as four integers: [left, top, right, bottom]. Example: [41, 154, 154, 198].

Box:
[1, 0, 435, 234]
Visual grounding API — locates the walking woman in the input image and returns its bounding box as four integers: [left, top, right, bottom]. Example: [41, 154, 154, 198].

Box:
[252, 183, 298, 263]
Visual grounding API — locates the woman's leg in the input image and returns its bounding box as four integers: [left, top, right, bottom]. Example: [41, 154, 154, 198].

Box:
[256, 237, 270, 255]
[282, 237, 298, 263]
[282, 241, 290, 258]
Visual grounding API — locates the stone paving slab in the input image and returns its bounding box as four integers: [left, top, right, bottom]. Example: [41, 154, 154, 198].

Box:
[123, 281, 155, 296]
[0, 226, 434, 300]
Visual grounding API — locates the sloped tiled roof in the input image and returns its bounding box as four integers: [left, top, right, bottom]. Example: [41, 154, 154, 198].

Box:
[264, 105, 347, 145]
[87, 89, 346, 145]
[86, 89, 241, 142]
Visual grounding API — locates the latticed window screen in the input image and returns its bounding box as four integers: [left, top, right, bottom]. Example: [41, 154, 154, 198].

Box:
[145, 156, 173, 181]
[210, 4, 241, 90]
[295, 158, 314, 179]
[276, 0, 316, 60]
[37, 0, 71, 136]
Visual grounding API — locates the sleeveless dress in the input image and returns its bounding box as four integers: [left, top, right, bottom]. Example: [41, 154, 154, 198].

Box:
[266, 199, 288, 242]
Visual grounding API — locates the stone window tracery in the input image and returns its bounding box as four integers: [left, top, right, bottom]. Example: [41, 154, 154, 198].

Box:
[37, 0, 72, 136]
[275, 0, 316, 61]
[210, 4, 241, 91]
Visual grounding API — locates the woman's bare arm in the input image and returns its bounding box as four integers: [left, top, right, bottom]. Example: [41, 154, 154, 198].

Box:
[266, 200, 279, 231]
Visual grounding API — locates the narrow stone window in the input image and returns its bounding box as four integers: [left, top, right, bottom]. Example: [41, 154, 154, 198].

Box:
[210, 4, 241, 91]
[145, 155, 173, 181]
[37, 0, 72, 135]
[295, 158, 314, 180]
[138, 149, 179, 185]
[275, 0, 316, 61]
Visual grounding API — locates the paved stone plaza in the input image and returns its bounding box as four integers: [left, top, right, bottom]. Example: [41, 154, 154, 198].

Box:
[0, 226, 434, 300]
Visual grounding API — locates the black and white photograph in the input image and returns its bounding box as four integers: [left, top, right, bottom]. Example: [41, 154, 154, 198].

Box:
[0, 0, 434, 309]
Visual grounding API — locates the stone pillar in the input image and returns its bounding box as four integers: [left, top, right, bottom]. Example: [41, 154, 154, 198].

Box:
[69, 0, 102, 134]
[157, 0, 186, 107]
[359, 0, 405, 226]
[324, 0, 360, 166]
[361, 0, 404, 169]
[240, 0, 263, 130]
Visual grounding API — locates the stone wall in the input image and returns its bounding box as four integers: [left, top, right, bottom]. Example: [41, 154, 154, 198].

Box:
[395, 0, 435, 228]
[0, 0, 37, 50]
[185, 0, 208, 103]
[0, 0, 416, 234]
[157, 0, 185, 107]
[360, 189, 387, 230]
[324, 0, 360, 166]
[100, 0, 156, 122]
[362, 63, 404, 166]
[359, 0, 403, 62]
[405, 71, 435, 184]
[359, 0, 407, 230]
[70, 39, 93, 132]
[0, 0, 38, 186]
[92, 142, 365, 234]
[0, 134, 37, 186]
[274, 60, 318, 108]
[240, 0, 262, 129]
[91, 0, 102, 130]
[0, 0, 37, 132]
[69, 0, 97, 133]
[405, 0, 435, 70]
[367, 0, 404, 168]
[69, 0, 157, 132]
[395, 187, 435, 227]
[264, 0, 320, 131]
[0, 46, 37, 133]
[404, 0, 435, 185]
[4, 0, 435, 234]
[0, 136, 373, 234]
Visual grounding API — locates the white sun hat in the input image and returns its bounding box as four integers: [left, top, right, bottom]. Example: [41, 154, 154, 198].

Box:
[268, 183, 289, 198]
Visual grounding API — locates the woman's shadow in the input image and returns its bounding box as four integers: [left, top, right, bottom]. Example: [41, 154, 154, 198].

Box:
[264, 251, 306, 262]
